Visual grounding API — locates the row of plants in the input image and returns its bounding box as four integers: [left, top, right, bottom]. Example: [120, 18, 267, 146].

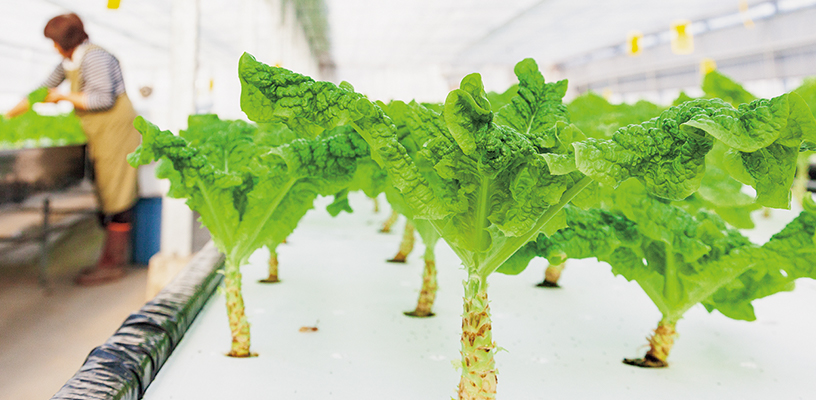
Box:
[524, 71, 815, 277]
[128, 55, 816, 400]
[368, 67, 816, 370]
[0, 87, 86, 150]
[381, 69, 799, 318]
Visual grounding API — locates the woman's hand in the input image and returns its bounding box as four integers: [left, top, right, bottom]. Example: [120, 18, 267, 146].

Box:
[4, 98, 31, 119]
[44, 89, 88, 110]
[44, 88, 66, 103]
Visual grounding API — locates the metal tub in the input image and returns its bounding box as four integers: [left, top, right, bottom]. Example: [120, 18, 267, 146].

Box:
[0, 144, 87, 205]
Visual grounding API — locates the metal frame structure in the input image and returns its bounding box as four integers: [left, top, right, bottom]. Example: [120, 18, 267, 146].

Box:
[0, 196, 98, 287]
[556, 1, 816, 98]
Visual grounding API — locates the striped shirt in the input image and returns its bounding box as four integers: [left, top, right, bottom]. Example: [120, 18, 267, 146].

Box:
[41, 44, 127, 112]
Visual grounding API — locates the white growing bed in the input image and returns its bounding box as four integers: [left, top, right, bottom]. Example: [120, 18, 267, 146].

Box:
[143, 192, 816, 399]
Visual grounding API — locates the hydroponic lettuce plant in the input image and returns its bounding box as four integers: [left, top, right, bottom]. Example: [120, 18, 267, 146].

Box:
[532, 164, 760, 288]
[173, 114, 303, 284]
[238, 52, 816, 398]
[540, 89, 816, 319]
[536, 96, 763, 286]
[694, 71, 816, 211]
[509, 85, 816, 367]
[382, 186, 442, 316]
[529, 93, 664, 286]
[565, 94, 816, 209]
[240, 53, 599, 400]
[129, 115, 371, 357]
[533, 83, 765, 285]
[501, 179, 813, 367]
[257, 119, 324, 284]
[565, 87, 763, 227]
[377, 99, 449, 316]
[672, 70, 815, 210]
[374, 99, 436, 236]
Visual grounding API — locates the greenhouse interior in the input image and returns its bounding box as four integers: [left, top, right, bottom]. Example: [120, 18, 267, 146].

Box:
[1, 0, 816, 399]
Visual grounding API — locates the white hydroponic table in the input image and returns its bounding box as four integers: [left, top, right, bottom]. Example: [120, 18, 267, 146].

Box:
[143, 192, 816, 400]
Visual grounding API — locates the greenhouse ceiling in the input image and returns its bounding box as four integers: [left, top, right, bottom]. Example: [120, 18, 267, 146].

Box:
[327, 0, 776, 68]
[2, 0, 815, 102]
[5, 0, 809, 69]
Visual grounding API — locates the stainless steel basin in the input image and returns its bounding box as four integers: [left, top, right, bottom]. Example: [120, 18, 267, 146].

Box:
[0, 144, 86, 204]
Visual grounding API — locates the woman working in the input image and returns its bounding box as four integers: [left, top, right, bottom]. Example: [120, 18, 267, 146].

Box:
[5, 13, 141, 285]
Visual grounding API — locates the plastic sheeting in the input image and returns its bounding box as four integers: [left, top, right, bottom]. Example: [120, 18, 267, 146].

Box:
[50, 242, 224, 400]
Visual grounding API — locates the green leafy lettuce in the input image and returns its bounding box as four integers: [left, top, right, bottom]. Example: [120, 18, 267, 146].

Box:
[128, 114, 372, 356]
[569, 94, 816, 208]
[567, 92, 665, 139]
[238, 54, 593, 397]
[503, 178, 814, 365]
[702, 70, 756, 107]
[28, 87, 49, 105]
[486, 84, 518, 112]
[0, 110, 85, 149]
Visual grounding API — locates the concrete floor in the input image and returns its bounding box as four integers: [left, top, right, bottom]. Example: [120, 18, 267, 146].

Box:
[0, 217, 148, 400]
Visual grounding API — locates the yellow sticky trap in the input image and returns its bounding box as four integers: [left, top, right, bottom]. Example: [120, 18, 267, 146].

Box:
[700, 58, 717, 75]
[209, 78, 214, 92]
[627, 31, 643, 56]
[107, 0, 121, 9]
[739, 0, 755, 29]
[671, 19, 694, 55]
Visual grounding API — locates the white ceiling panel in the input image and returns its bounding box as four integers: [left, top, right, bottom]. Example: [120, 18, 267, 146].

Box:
[327, 0, 774, 70]
[2, 0, 814, 104]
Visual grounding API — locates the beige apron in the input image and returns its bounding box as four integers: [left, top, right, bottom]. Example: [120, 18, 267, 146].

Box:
[66, 46, 140, 215]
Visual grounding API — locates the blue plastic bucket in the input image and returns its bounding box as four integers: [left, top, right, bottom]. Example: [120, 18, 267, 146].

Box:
[132, 197, 162, 265]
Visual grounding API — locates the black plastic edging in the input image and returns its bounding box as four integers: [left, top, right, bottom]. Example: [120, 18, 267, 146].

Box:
[50, 242, 225, 400]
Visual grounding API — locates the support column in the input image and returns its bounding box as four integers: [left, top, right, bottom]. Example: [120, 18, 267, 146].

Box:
[240, 0, 259, 57]
[161, 0, 199, 258]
